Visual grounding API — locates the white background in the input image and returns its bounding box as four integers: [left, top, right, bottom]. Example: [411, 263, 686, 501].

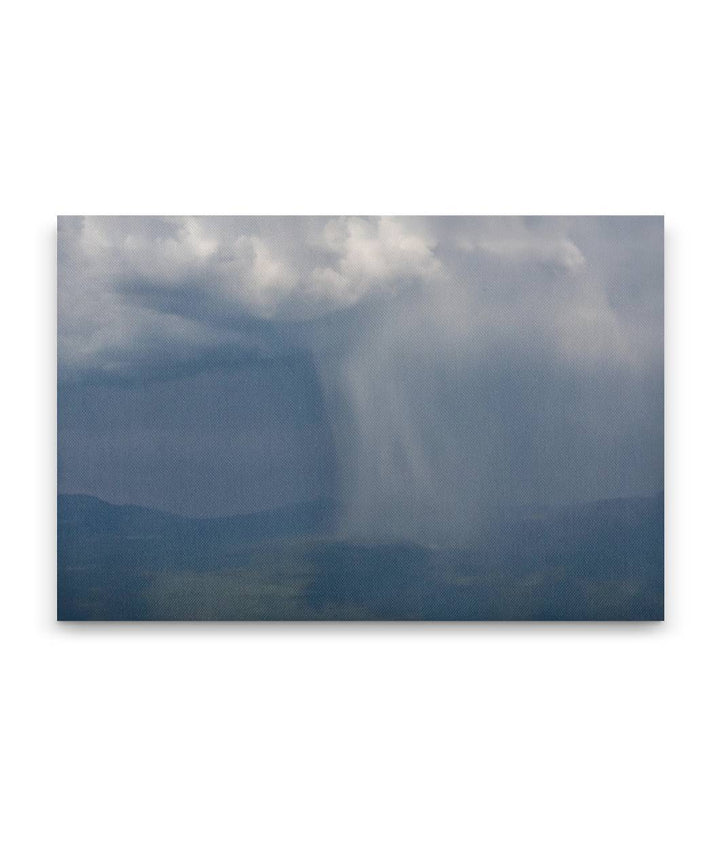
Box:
[2, 2, 718, 854]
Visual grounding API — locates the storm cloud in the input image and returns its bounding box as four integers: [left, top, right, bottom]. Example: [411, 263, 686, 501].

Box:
[58, 216, 663, 537]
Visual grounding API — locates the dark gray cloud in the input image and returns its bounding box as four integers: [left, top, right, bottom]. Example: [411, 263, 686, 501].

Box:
[58, 358, 337, 516]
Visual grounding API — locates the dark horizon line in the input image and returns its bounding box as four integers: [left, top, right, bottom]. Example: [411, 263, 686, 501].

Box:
[57, 489, 664, 525]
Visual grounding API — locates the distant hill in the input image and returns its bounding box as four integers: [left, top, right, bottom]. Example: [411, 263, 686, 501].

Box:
[58, 493, 336, 546]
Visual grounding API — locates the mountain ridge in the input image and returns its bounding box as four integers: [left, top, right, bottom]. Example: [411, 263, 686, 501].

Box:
[57, 491, 663, 620]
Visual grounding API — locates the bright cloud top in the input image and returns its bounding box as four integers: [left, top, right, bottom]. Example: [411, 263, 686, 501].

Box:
[58, 215, 662, 381]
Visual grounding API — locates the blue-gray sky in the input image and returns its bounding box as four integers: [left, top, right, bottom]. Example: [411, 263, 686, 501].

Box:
[58, 216, 663, 538]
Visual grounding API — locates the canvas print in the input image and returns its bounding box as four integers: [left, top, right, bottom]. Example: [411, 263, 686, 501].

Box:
[57, 216, 663, 620]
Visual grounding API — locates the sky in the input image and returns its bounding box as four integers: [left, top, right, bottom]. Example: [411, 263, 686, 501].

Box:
[58, 216, 663, 540]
